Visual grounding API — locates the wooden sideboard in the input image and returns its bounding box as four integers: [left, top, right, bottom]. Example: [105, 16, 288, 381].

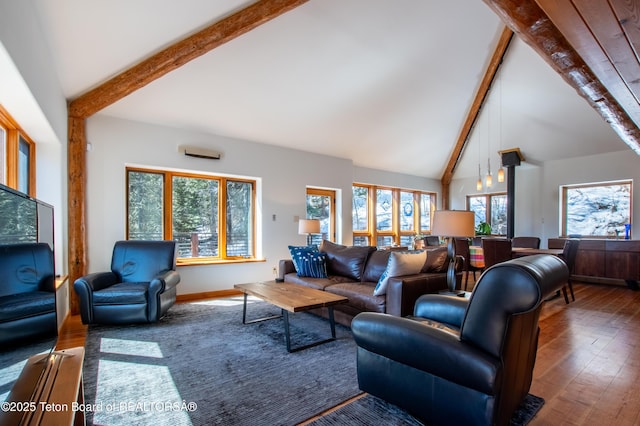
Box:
[548, 238, 640, 287]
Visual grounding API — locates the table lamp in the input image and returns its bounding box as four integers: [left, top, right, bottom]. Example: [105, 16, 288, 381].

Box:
[431, 210, 475, 295]
[298, 219, 321, 246]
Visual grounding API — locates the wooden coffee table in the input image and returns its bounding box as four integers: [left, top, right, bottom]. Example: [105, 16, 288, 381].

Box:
[234, 281, 348, 352]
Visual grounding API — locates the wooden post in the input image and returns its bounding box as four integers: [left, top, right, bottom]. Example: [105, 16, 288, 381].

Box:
[67, 116, 87, 315]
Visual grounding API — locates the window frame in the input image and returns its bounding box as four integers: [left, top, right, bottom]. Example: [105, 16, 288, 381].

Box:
[306, 187, 336, 243]
[352, 183, 436, 246]
[466, 192, 507, 236]
[0, 104, 36, 196]
[561, 180, 632, 238]
[126, 166, 258, 265]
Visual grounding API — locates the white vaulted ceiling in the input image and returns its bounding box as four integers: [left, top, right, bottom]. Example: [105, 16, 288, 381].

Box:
[32, 0, 631, 179]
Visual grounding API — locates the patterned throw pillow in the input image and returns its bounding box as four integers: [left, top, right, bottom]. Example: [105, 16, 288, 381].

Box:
[288, 245, 328, 278]
[374, 250, 427, 296]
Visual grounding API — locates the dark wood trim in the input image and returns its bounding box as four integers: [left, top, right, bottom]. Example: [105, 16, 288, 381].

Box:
[440, 27, 513, 209]
[68, 0, 308, 118]
[176, 289, 243, 303]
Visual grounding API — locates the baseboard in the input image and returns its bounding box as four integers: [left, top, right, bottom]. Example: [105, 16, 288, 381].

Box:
[176, 289, 243, 302]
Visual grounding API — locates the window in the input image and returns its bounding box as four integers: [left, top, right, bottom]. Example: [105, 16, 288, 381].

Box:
[352, 184, 436, 246]
[306, 188, 336, 244]
[127, 167, 256, 263]
[17, 135, 32, 194]
[0, 104, 36, 195]
[467, 193, 507, 235]
[561, 180, 632, 237]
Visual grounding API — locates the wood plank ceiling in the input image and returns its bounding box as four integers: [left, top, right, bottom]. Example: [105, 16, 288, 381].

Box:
[484, 0, 640, 155]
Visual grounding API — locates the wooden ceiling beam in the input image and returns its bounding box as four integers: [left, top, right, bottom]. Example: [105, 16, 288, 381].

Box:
[68, 0, 308, 118]
[441, 26, 514, 208]
[483, 0, 640, 154]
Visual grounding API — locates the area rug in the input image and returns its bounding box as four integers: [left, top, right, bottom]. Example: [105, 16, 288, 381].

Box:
[82, 297, 359, 426]
[307, 393, 545, 426]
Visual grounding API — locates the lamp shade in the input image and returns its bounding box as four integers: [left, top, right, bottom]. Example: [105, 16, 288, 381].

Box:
[431, 210, 475, 238]
[298, 219, 320, 235]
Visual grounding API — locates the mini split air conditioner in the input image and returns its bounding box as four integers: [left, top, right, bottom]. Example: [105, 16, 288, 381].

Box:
[177, 145, 222, 160]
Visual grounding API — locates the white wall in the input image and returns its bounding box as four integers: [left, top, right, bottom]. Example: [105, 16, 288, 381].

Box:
[353, 166, 442, 199]
[540, 150, 640, 245]
[450, 150, 640, 248]
[0, 0, 68, 273]
[86, 115, 442, 295]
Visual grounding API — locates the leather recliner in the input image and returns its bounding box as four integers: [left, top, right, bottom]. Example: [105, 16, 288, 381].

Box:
[352, 254, 569, 426]
[0, 243, 57, 346]
[74, 240, 180, 325]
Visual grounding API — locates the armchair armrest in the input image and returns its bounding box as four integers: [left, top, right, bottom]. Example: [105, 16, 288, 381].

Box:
[352, 312, 499, 395]
[74, 271, 119, 292]
[149, 270, 181, 295]
[73, 271, 119, 325]
[278, 259, 296, 281]
[413, 294, 469, 328]
[385, 274, 449, 317]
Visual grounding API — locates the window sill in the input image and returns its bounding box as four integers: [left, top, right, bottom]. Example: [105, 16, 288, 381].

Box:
[177, 258, 266, 267]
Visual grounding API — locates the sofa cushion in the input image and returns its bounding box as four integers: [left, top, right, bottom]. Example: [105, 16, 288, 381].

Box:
[320, 240, 376, 281]
[374, 250, 427, 296]
[288, 245, 327, 278]
[421, 246, 449, 273]
[92, 282, 149, 305]
[0, 291, 56, 322]
[283, 273, 353, 290]
[325, 282, 386, 313]
[362, 250, 391, 283]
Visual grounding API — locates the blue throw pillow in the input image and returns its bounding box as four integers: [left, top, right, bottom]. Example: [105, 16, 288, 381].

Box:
[288, 245, 327, 278]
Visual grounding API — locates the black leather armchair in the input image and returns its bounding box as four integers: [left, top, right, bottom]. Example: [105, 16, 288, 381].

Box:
[352, 254, 569, 426]
[0, 243, 57, 346]
[74, 240, 180, 325]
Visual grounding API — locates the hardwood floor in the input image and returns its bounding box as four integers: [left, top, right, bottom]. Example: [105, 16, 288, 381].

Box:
[530, 283, 640, 425]
[54, 282, 640, 425]
[55, 311, 87, 350]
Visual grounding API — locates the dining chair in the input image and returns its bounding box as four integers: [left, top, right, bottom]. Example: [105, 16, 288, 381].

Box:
[511, 236, 541, 249]
[454, 238, 482, 290]
[424, 236, 441, 246]
[558, 239, 580, 303]
[482, 238, 513, 269]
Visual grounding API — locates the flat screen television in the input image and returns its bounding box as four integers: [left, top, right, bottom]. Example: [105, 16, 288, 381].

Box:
[0, 183, 57, 407]
[0, 183, 54, 250]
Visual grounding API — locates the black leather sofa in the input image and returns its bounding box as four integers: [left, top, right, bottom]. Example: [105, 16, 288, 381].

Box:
[0, 243, 57, 346]
[352, 254, 569, 426]
[74, 240, 180, 325]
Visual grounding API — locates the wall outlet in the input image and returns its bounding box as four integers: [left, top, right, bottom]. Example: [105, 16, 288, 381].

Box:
[272, 267, 277, 275]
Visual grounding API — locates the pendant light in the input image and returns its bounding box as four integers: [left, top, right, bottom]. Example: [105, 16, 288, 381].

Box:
[497, 72, 505, 183]
[476, 127, 482, 191]
[485, 103, 492, 188]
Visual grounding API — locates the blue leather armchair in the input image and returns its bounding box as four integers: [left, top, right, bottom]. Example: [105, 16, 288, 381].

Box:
[74, 240, 180, 325]
[352, 254, 569, 426]
[0, 243, 57, 346]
